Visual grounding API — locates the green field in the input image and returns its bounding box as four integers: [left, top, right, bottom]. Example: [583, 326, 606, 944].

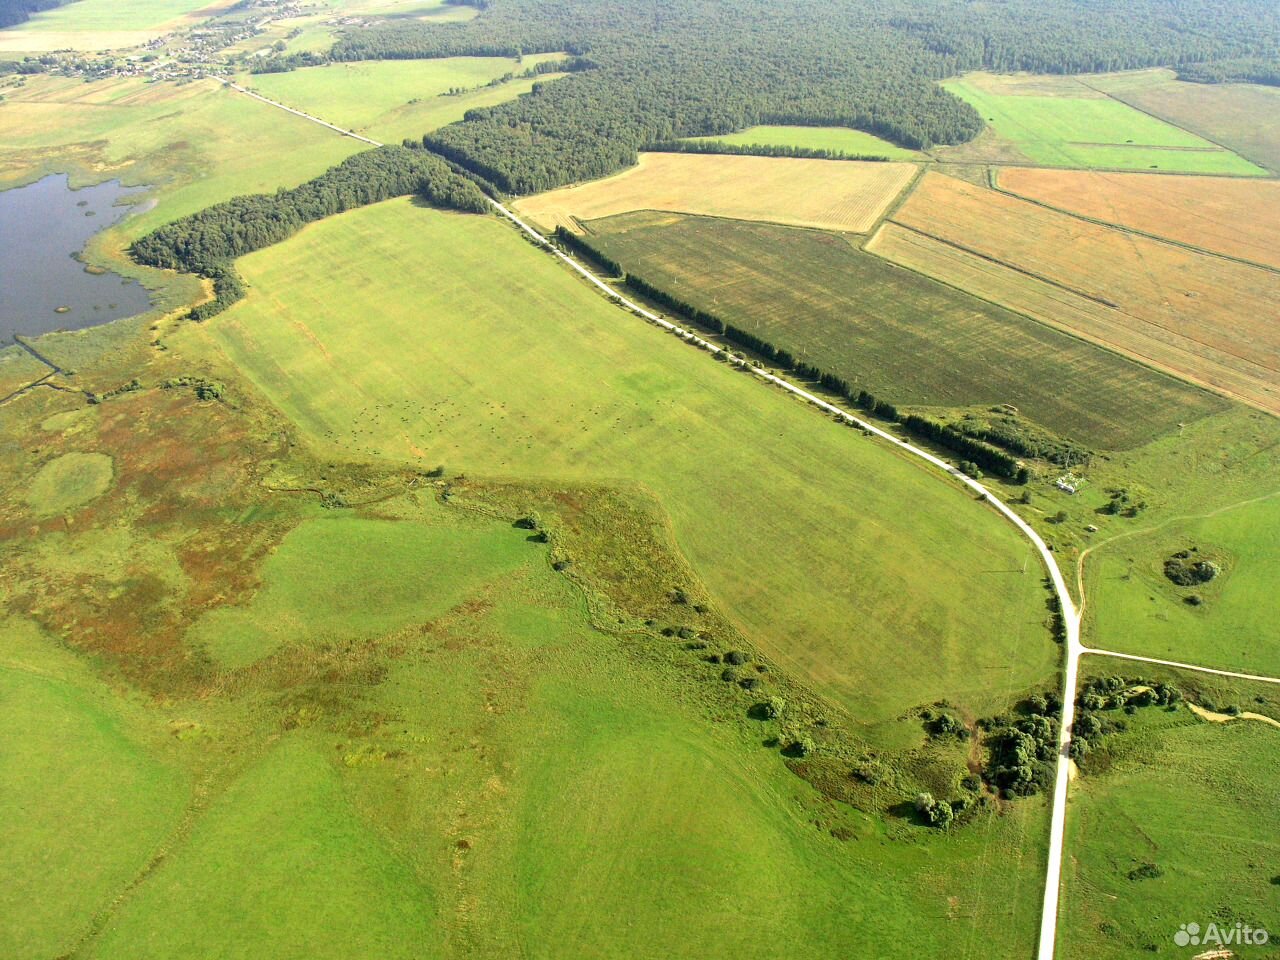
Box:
[190, 515, 537, 668]
[1060, 667, 1280, 958]
[0, 617, 189, 960]
[243, 54, 568, 145]
[1083, 495, 1280, 677]
[198, 197, 1059, 730]
[0, 0, 231, 34]
[942, 74, 1267, 175]
[25, 451, 114, 517]
[1093, 68, 1280, 174]
[583, 210, 1224, 451]
[684, 125, 921, 159]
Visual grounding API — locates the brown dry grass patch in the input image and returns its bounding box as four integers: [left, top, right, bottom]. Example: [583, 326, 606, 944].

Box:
[870, 172, 1280, 415]
[513, 152, 918, 234]
[998, 168, 1280, 270]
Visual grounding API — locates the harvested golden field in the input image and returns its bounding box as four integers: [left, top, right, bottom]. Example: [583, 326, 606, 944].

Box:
[999, 168, 1280, 270]
[512, 152, 918, 233]
[870, 173, 1280, 414]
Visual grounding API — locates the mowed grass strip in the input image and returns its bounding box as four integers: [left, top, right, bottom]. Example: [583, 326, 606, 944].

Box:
[683, 124, 922, 159]
[1060, 678, 1280, 959]
[876, 173, 1280, 414]
[199, 198, 1058, 727]
[513, 152, 918, 233]
[1083, 495, 1280, 677]
[1093, 68, 1280, 175]
[998, 168, 1280, 270]
[242, 53, 568, 145]
[941, 73, 1265, 176]
[587, 211, 1223, 450]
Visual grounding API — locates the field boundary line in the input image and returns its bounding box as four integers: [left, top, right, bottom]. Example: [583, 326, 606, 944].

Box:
[989, 173, 1280, 277]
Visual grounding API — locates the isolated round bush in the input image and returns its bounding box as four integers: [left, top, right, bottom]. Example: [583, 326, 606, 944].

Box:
[25, 452, 114, 517]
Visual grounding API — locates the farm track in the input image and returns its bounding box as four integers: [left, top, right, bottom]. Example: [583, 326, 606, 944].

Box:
[213, 85, 1280, 960]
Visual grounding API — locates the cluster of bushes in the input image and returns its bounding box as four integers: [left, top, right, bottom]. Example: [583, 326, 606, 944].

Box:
[131, 147, 488, 321]
[1163, 550, 1220, 587]
[922, 709, 969, 740]
[1102, 487, 1147, 517]
[947, 416, 1088, 469]
[162, 376, 225, 402]
[644, 139, 893, 162]
[1070, 676, 1182, 761]
[979, 694, 1061, 798]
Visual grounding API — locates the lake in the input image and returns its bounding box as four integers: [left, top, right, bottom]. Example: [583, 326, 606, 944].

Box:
[0, 173, 154, 344]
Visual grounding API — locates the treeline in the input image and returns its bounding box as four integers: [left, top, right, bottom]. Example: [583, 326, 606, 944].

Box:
[570, 239, 1029, 480]
[313, 0, 1280, 195]
[132, 147, 488, 319]
[0, 0, 69, 29]
[1177, 57, 1280, 86]
[948, 418, 1088, 469]
[645, 139, 892, 163]
[552, 226, 622, 276]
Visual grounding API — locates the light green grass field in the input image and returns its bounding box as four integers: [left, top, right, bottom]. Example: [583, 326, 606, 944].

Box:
[243, 54, 567, 144]
[1084, 495, 1280, 677]
[1060, 670, 1280, 958]
[25, 451, 114, 517]
[191, 515, 537, 667]
[0, 617, 188, 960]
[88, 739, 443, 960]
[684, 124, 921, 159]
[4, 0, 232, 33]
[943, 74, 1266, 175]
[197, 198, 1059, 730]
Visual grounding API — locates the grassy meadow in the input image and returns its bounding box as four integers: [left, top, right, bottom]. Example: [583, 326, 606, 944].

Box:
[585, 210, 1224, 450]
[684, 124, 922, 159]
[0, 366, 1053, 957]
[198, 197, 1059, 731]
[1094, 68, 1280, 174]
[1083, 495, 1280, 677]
[1060, 666, 1280, 959]
[941, 73, 1266, 175]
[242, 53, 568, 145]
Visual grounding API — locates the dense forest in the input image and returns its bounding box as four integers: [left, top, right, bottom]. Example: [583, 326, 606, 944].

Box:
[303, 0, 1280, 194]
[132, 147, 487, 319]
[0, 0, 70, 30]
[1177, 57, 1280, 86]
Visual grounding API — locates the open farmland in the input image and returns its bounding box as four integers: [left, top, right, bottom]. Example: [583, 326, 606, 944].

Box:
[1060, 667, 1280, 959]
[512, 153, 918, 233]
[683, 125, 921, 159]
[998, 168, 1280, 270]
[1094, 68, 1280, 174]
[871, 173, 1280, 415]
[585, 211, 1224, 450]
[938, 72, 1266, 176]
[200, 198, 1059, 731]
[0, 0, 236, 51]
[242, 54, 568, 145]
